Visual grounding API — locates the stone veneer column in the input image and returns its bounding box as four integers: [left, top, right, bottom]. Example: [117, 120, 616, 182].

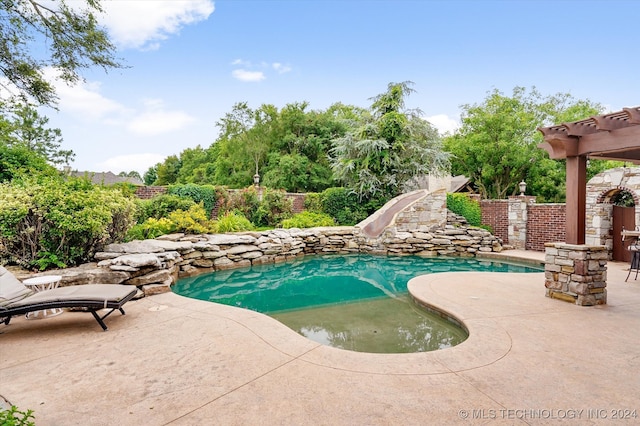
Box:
[507, 195, 535, 250]
[543, 242, 607, 306]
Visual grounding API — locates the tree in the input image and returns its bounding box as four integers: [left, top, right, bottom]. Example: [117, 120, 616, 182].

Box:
[1, 102, 74, 165]
[118, 170, 142, 180]
[155, 155, 181, 185]
[212, 102, 266, 187]
[262, 153, 312, 192]
[143, 165, 158, 185]
[444, 87, 603, 200]
[211, 102, 345, 191]
[0, 0, 122, 106]
[174, 145, 212, 184]
[330, 81, 449, 201]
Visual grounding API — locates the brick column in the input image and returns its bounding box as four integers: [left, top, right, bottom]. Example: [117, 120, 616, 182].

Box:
[508, 196, 535, 250]
[544, 242, 607, 306]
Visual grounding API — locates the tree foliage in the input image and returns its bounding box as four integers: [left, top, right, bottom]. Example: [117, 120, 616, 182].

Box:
[444, 87, 605, 201]
[0, 101, 74, 165]
[118, 170, 142, 180]
[143, 164, 158, 185]
[0, 0, 123, 106]
[330, 81, 449, 200]
[147, 101, 350, 192]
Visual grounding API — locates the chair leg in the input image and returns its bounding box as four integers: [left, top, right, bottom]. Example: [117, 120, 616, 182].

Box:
[89, 307, 126, 331]
[627, 251, 640, 282]
[90, 310, 109, 331]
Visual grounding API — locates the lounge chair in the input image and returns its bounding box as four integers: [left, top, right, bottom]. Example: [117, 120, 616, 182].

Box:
[0, 266, 138, 331]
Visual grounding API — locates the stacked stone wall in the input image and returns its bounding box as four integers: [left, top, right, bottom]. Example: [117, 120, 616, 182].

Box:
[508, 196, 535, 250]
[31, 218, 502, 298]
[391, 190, 448, 233]
[586, 167, 640, 251]
[544, 243, 607, 306]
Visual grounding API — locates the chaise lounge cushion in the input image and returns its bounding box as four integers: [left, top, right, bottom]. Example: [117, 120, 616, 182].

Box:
[0, 266, 34, 307]
[7, 284, 135, 308]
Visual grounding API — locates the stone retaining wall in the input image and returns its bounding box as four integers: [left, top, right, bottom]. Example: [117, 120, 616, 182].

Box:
[39, 216, 502, 298]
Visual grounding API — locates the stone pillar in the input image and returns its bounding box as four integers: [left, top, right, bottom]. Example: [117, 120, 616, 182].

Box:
[508, 196, 535, 250]
[543, 242, 607, 306]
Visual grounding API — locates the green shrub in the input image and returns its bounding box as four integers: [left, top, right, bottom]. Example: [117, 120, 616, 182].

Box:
[446, 193, 482, 226]
[259, 188, 293, 227]
[320, 187, 368, 225]
[219, 187, 293, 227]
[32, 251, 66, 271]
[0, 177, 137, 269]
[126, 218, 176, 240]
[126, 204, 215, 240]
[168, 183, 218, 218]
[219, 186, 261, 223]
[110, 182, 138, 197]
[136, 194, 196, 223]
[303, 192, 322, 212]
[0, 405, 35, 426]
[215, 211, 255, 233]
[0, 143, 57, 183]
[167, 204, 215, 234]
[281, 211, 335, 229]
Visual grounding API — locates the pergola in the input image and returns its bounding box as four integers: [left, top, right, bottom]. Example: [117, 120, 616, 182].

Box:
[538, 106, 640, 245]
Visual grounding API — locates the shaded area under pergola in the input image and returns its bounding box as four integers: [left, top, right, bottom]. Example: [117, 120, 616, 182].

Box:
[538, 106, 640, 245]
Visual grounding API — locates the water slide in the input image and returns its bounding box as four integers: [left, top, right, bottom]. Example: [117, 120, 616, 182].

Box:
[356, 189, 429, 238]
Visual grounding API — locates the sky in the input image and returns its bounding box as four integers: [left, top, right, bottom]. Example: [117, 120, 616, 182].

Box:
[36, 0, 640, 176]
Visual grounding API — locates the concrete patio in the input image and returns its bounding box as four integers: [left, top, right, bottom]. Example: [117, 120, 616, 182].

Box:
[1, 250, 639, 425]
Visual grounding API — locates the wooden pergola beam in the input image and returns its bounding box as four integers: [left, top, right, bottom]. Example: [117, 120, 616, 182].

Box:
[538, 106, 640, 246]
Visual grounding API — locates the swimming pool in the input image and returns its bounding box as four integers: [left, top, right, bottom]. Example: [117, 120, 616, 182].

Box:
[172, 254, 542, 353]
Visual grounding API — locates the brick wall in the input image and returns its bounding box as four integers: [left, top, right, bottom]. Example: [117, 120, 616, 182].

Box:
[135, 186, 168, 199]
[526, 204, 566, 251]
[288, 193, 306, 214]
[480, 200, 566, 252]
[480, 200, 509, 243]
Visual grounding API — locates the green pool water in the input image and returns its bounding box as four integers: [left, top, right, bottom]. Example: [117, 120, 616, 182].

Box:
[172, 254, 542, 353]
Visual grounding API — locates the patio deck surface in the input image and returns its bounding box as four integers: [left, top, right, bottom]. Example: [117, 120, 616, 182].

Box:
[1, 250, 639, 425]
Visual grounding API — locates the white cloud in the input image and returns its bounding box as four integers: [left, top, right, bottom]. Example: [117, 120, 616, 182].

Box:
[42, 68, 132, 122]
[425, 114, 460, 135]
[272, 62, 292, 74]
[231, 59, 250, 67]
[232, 69, 266, 82]
[44, 69, 195, 136]
[56, 80, 131, 121]
[97, 153, 167, 175]
[230, 60, 292, 82]
[100, 0, 215, 50]
[128, 109, 196, 136]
